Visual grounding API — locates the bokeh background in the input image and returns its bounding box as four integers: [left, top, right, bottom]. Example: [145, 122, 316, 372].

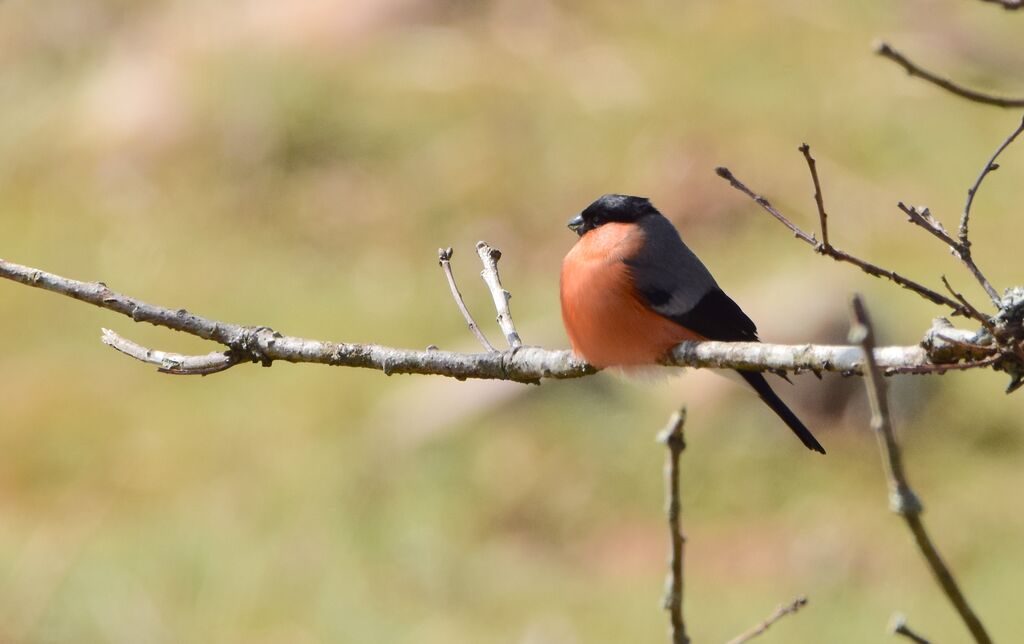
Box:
[2, 1, 1023, 642]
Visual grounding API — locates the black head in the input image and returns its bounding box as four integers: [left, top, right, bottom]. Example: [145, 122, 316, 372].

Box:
[567, 194, 658, 236]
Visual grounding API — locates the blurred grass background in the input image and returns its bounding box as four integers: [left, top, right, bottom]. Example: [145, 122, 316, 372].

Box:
[1, 0, 1023, 642]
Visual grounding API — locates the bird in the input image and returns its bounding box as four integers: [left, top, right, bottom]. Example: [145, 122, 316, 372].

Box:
[559, 194, 825, 454]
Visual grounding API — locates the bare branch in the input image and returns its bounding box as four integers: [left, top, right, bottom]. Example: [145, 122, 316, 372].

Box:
[715, 166, 817, 245]
[896, 202, 999, 311]
[798, 144, 830, 248]
[0, 257, 999, 380]
[889, 614, 932, 644]
[101, 328, 238, 375]
[726, 596, 809, 644]
[850, 295, 993, 644]
[667, 336, 992, 375]
[715, 167, 971, 316]
[657, 408, 689, 644]
[960, 116, 1024, 300]
[850, 295, 923, 516]
[896, 203, 957, 248]
[438, 247, 497, 352]
[876, 48, 1024, 306]
[962, 115, 1024, 244]
[941, 276, 996, 335]
[876, 42, 1024, 108]
[476, 241, 523, 348]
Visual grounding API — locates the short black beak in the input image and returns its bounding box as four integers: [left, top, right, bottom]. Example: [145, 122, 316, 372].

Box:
[567, 214, 585, 234]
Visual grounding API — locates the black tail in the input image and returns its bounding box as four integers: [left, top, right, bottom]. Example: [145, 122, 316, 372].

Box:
[738, 371, 826, 454]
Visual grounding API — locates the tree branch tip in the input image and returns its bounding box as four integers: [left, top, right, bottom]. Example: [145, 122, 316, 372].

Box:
[656, 408, 688, 447]
[725, 595, 809, 644]
[475, 240, 502, 260]
[887, 613, 908, 634]
[888, 613, 933, 644]
[848, 303, 872, 343]
[715, 166, 733, 179]
[850, 293, 868, 316]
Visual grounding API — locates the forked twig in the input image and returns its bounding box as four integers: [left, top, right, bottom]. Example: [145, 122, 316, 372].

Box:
[657, 409, 689, 644]
[715, 166, 969, 316]
[895, 202, 998, 313]
[726, 596, 809, 644]
[438, 247, 497, 352]
[850, 295, 993, 644]
[876, 42, 1024, 108]
[875, 45, 1024, 307]
[0, 257, 996, 380]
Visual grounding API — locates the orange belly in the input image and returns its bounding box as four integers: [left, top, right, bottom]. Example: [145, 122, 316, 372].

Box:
[560, 224, 703, 368]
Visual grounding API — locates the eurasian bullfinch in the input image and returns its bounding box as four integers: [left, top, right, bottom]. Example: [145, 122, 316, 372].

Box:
[560, 194, 825, 454]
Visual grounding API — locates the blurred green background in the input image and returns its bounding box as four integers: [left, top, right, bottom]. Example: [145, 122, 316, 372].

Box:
[1, 1, 1023, 642]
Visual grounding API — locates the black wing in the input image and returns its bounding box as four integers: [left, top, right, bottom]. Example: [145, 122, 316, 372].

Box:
[625, 214, 758, 342]
[665, 288, 758, 341]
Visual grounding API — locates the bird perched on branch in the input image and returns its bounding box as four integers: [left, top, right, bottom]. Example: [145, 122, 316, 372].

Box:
[560, 194, 825, 454]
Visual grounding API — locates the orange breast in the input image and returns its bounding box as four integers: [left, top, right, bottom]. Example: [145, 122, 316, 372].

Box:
[560, 223, 703, 368]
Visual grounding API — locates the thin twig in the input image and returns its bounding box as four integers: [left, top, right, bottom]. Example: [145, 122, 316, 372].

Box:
[715, 167, 970, 316]
[657, 408, 689, 644]
[962, 115, 1024, 244]
[715, 166, 817, 245]
[941, 276, 996, 335]
[101, 328, 237, 375]
[960, 115, 1024, 303]
[876, 42, 1024, 108]
[798, 144, 830, 248]
[850, 295, 993, 644]
[889, 614, 932, 644]
[438, 247, 497, 352]
[896, 203, 958, 248]
[895, 202, 998, 312]
[726, 596, 809, 644]
[476, 241, 523, 348]
[0, 257, 996, 380]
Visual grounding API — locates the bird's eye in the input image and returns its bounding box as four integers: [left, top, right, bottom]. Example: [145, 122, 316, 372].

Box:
[591, 215, 604, 226]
